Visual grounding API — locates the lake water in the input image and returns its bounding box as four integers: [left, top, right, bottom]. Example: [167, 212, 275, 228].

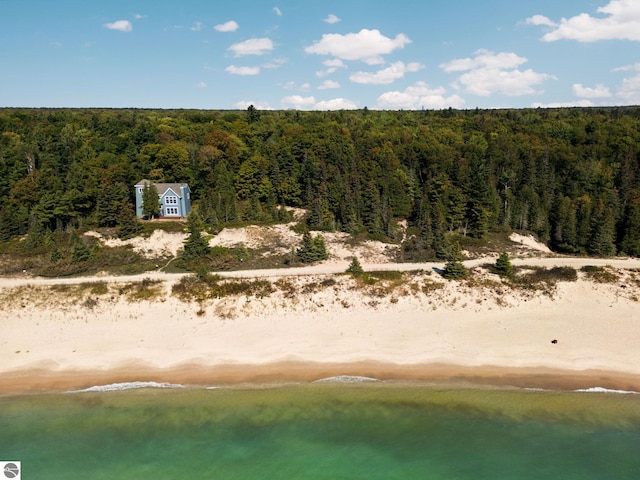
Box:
[1, 381, 640, 479]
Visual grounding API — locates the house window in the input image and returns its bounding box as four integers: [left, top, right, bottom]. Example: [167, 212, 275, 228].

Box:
[165, 196, 178, 205]
[165, 207, 179, 216]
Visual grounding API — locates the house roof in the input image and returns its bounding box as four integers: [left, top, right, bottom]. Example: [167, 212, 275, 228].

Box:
[135, 179, 190, 196]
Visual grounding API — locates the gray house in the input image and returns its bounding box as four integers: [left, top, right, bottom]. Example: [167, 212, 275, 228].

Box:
[134, 180, 191, 218]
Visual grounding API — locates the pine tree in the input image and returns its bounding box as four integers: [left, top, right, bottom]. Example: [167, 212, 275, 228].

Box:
[182, 211, 210, 261]
[442, 242, 467, 280]
[116, 201, 142, 240]
[141, 182, 160, 219]
[71, 238, 91, 263]
[494, 252, 514, 278]
[346, 257, 364, 276]
[311, 234, 328, 261]
[588, 200, 616, 257]
[296, 232, 329, 263]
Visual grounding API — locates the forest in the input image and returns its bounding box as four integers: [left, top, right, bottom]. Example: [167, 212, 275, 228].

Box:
[1, 105, 639, 260]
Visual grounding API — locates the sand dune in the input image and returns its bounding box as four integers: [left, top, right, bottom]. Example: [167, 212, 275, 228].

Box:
[2, 256, 640, 394]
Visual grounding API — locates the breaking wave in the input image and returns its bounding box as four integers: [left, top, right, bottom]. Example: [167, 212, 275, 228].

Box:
[67, 381, 185, 393]
[313, 375, 380, 383]
[574, 387, 640, 395]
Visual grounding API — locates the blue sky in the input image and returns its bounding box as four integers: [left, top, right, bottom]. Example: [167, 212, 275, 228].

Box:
[1, 0, 639, 110]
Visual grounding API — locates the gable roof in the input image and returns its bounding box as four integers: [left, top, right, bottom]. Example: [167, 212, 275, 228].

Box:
[135, 179, 190, 197]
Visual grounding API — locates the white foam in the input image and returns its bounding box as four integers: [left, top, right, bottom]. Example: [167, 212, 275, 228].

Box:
[574, 387, 640, 395]
[313, 375, 380, 383]
[67, 381, 185, 393]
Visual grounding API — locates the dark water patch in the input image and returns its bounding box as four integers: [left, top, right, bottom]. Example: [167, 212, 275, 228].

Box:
[2, 385, 640, 479]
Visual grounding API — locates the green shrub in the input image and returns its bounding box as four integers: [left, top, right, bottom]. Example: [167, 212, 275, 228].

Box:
[580, 265, 619, 283]
[494, 252, 514, 278]
[346, 257, 364, 276]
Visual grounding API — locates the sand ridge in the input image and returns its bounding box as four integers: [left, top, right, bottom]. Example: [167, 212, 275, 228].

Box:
[2, 255, 640, 394]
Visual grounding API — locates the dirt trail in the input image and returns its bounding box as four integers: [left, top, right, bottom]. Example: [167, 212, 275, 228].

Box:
[1, 256, 640, 289]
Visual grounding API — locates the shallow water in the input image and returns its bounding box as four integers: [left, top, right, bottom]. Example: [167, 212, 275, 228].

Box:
[2, 383, 640, 479]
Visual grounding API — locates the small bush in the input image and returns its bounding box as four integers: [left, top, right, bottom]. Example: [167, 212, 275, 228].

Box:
[346, 257, 364, 276]
[494, 252, 514, 278]
[171, 275, 273, 301]
[580, 265, 619, 283]
[422, 280, 445, 294]
[514, 266, 578, 288]
[118, 278, 163, 301]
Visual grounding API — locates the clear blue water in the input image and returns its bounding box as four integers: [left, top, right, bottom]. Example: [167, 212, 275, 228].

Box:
[1, 383, 640, 479]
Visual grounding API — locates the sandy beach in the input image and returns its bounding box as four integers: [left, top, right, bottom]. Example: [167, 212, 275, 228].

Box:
[2, 253, 640, 395]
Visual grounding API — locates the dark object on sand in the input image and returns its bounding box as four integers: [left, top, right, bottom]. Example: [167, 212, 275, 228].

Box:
[551, 339, 558, 344]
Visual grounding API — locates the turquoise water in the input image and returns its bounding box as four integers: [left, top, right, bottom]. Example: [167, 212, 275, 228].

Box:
[2, 383, 640, 479]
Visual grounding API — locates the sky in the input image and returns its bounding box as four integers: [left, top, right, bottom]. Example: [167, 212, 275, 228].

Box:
[0, 0, 639, 110]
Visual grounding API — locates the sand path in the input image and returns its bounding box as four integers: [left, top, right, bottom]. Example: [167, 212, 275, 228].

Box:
[2, 256, 640, 288]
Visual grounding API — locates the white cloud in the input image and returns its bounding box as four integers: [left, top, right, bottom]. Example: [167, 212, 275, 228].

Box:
[226, 65, 261, 75]
[228, 38, 274, 56]
[191, 21, 203, 32]
[314, 98, 358, 110]
[525, 15, 557, 27]
[273, 7, 282, 16]
[441, 49, 555, 96]
[215, 20, 239, 32]
[283, 81, 311, 91]
[318, 80, 340, 90]
[281, 95, 316, 108]
[529, 0, 640, 42]
[316, 58, 347, 77]
[573, 83, 612, 98]
[611, 63, 640, 103]
[376, 81, 465, 109]
[104, 20, 132, 32]
[280, 95, 358, 110]
[441, 50, 526, 72]
[324, 14, 341, 24]
[324, 58, 346, 68]
[196, 81, 208, 88]
[133, 14, 146, 20]
[349, 61, 423, 85]
[234, 100, 272, 110]
[263, 57, 288, 69]
[616, 74, 640, 103]
[305, 29, 411, 64]
[612, 62, 640, 72]
[532, 100, 595, 108]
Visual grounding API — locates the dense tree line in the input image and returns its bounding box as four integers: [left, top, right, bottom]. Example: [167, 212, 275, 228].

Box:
[1, 106, 639, 258]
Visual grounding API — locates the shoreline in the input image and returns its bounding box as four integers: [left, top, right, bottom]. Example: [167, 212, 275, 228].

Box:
[2, 361, 640, 396]
[3, 262, 640, 397]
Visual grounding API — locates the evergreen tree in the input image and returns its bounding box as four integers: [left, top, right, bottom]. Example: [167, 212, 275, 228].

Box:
[346, 256, 364, 276]
[588, 200, 616, 257]
[246, 104, 261, 124]
[494, 252, 514, 278]
[619, 191, 640, 256]
[182, 210, 210, 261]
[97, 182, 128, 227]
[141, 182, 160, 219]
[71, 237, 91, 263]
[116, 201, 142, 240]
[442, 242, 467, 280]
[296, 232, 329, 263]
[311, 234, 328, 261]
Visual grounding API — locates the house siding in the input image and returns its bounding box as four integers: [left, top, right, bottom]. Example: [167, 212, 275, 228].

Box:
[134, 180, 191, 218]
